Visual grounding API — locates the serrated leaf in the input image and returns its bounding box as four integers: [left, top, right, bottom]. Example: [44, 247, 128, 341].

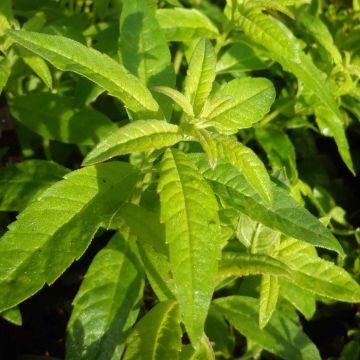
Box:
[0, 306, 22, 326]
[191, 155, 344, 255]
[9, 93, 117, 146]
[217, 252, 292, 284]
[83, 120, 183, 166]
[66, 233, 144, 360]
[156, 9, 219, 42]
[279, 278, 316, 320]
[184, 39, 216, 116]
[153, 86, 194, 117]
[18, 47, 53, 88]
[0, 160, 69, 211]
[120, 0, 175, 119]
[158, 149, 221, 345]
[259, 275, 279, 328]
[213, 296, 321, 360]
[277, 251, 360, 302]
[123, 300, 182, 360]
[0, 162, 138, 312]
[6, 29, 159, 117]
[204, 78, 275, 134]
[210, 132, 272, 204]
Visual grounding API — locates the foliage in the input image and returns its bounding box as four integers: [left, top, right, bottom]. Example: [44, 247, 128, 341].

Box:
[0, 0, 360, 359]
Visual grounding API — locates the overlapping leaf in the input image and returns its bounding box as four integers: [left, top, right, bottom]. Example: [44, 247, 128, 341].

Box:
[191, 155, 344, 255]
[0, 162, 138, 311]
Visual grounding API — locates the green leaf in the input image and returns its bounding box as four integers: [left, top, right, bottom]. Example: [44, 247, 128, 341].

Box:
[123, 300, 182, 360]
[94, 0, 111, 19]
[277, 250, 360, 302]
[217, 252, 292, 284]
[9, 93, 117, 146]
[195, 129, 219, 169]
[259, 275, 279, 329]
[179, 335, 215, 360]
[0, 162, 138, 312]
[153, 86, 194, 117]
[210, 132, 272, 204]
[278, 279, 316, 320]
[18, 47, 53, 88]
[191, 155, 344, 255]
[204, 78, 275, 134]
[184, 39, 216, 116]
[213, 296, 321, 360]
[83, 120, 183, 166]
[110, 203, 167, 255]
[0, 160, 69, 212]
[158, 149, 221, 345]
[255, 125, 298, 184]
[6, 29, 160, 117]
[0, 57, 10, 93]
[0, 0, 13, 36]
[66, 233, 144, 360]
[119, 0, 175, 119]
[156, 9, 219, 42]
[1, 306, 22, 326]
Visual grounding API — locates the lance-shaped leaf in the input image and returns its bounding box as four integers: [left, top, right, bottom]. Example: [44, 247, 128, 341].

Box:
[279, 279, 316, 320]
[120, 0, 175, 120]
[204, 78, 275, 134]
[213, 296, 321, 360]
[6, 29, 159, 117]
[153, 86, 194, 117]
[0, 162, 138, 312]
[210, 132, 272, 204]
[9, 93, 117, 146]
[66, 233, 144, 360]
[191, 155, 344, 255]
[0, 160, 69, 211]
[195, 129, 219, 170]
[123, 300, 182, 360]
[18, 47, 53, 88]
[83, 120, 183, 166]
[156, 9, 219, 42]
[277, 251, 360, 302]
[158, 149, 221, 345]
[217, 252, 292, 284]
[259, 275, 279, 329]
[184, 39, 216, 116]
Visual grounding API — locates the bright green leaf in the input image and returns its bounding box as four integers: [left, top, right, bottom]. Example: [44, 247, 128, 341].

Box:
[0, 57, 10, 93]
[184, 39, 216, 116]
[204, 78, 275, 134]
[158, 149, 221, 345]
[66, 233, 144, 360]
[156, 9, 219, 42]
[123, 300, 182, 360]
[83, 120, 183, 166]
[0, 162, 138, 312]
[191, 155, 344, 255]
[0, 306, 22, 326]
[6, 29, 160, 117]
[259, 275, 279, 328]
